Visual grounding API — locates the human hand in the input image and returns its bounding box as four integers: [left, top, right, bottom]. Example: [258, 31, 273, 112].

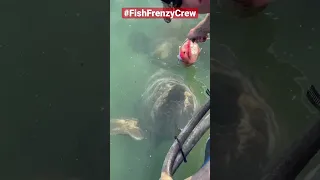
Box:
[187, 28, 209, 43]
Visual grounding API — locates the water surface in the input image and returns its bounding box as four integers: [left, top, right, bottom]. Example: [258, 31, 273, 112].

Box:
[110, 1, 210, 180]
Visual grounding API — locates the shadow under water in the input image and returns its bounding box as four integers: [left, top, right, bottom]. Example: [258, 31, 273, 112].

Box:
[210, 10, 320, 180]
[210, 44, 279, 180]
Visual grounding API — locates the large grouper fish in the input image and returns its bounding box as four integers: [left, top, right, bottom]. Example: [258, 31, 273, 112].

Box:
[110, 69, 198, 148]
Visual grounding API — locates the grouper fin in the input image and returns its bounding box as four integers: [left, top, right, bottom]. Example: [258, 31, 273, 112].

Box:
[110, 119, 144, 141]
[127, 128, 144, 141]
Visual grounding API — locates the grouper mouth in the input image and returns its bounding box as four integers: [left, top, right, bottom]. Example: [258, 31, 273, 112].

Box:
[152, 83, 198, 134]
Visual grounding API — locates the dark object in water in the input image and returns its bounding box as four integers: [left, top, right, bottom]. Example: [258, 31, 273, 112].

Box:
[161, 88, 211, 179]
[160, 0, 183, 23]
[261, 85, 320, 180]
[110, 70, 198, 149]
[206, 89, 210, 97]
[211, 59, 278, 179]
[217, 0, 269, 18]
[233, 0, 268, 17]
[161, 99, 210, 177]
[307, 85, 320, 112]
[174, 136, 187, 163]
[262, 118, 320, 180]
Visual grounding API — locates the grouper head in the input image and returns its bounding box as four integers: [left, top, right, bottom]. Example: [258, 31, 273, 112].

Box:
[150, 83, 196, 142]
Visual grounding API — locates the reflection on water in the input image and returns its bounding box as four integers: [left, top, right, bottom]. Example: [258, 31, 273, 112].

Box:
[211, 3, 320, 179]
[210, 44, 279, 179]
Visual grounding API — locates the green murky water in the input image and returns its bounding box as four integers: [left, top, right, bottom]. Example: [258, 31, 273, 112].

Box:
[211, 1, 320, 179]
[110, 1, 210, 180]
[0, 0, 319, 180]
[110, 0, 320, 179]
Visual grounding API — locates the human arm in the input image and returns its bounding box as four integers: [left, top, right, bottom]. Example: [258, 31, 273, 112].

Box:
[187, 13, 210, 42]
